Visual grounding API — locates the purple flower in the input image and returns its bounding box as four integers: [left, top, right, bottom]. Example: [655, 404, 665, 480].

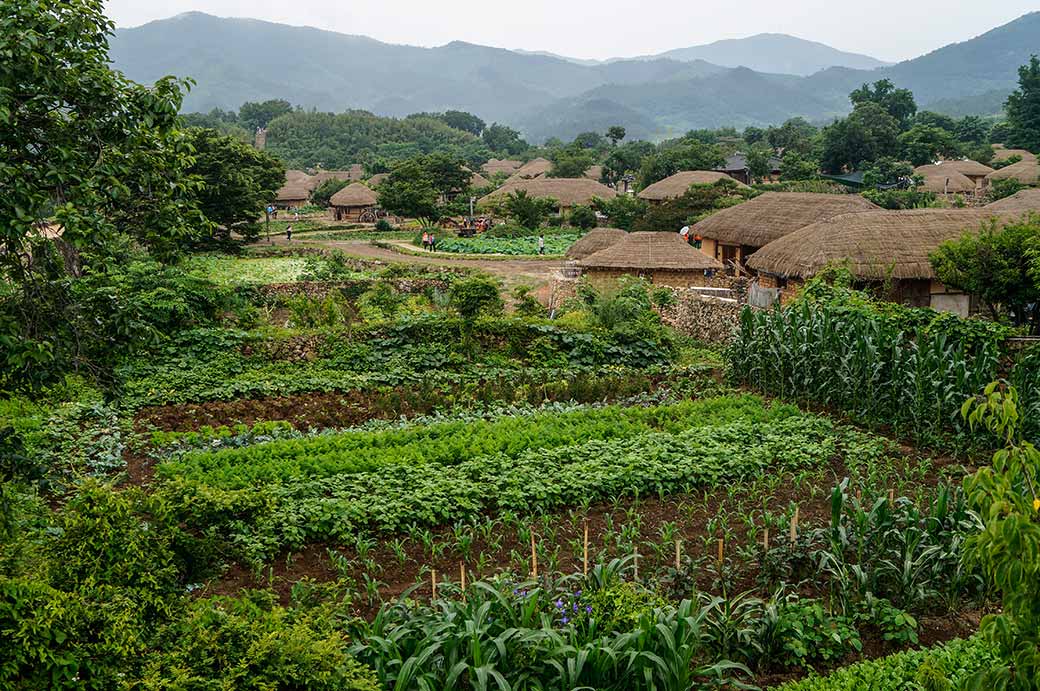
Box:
[555, 599, 563, 608]
[585, 606, 592, 613]
[561, 616, 569, 624]
[572, 603, 578, 612]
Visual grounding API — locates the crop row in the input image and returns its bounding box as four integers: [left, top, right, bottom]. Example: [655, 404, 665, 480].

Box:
[170, 414, 883, 552]
[428, 234, 580, 256]
[159, 395, 798, 488]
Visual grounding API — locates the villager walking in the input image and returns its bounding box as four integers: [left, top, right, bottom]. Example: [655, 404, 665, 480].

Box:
[285, 224, 293, 242]
[537, 234, 545, 255]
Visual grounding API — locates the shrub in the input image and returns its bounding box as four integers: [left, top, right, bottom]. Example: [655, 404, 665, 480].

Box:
[569, 204, 597, 230]
[449, 277, 503, 319]
[374, 218, 394, 231]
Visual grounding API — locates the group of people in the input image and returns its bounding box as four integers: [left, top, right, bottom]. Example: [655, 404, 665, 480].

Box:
[421, 231, 438, 251]
[678, 225, 703, 249]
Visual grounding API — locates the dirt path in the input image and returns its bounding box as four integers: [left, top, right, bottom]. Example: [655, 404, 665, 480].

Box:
[286, 238, 564, 289]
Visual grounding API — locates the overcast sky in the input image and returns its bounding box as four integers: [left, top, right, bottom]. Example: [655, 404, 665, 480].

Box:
[104, 1, 1036, 63]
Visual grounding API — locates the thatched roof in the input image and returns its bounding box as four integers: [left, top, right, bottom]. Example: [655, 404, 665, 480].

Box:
[584, 165, 604, 181]
[638, 171, 749, 201]
[469, 172, 491, 188]
[276, 183, 310, 202]
[985, 188, 1040, 214]
[565, 228, 627, 260]
[747, 209, 998, 281]
[579, 231, 723, 271]
[986, 159, 1040, 184]
[915, 169, 977, 194]
[479, 178, 616, 207]
[992, 147, 1037, 163]
[692, 192, 880, 248]
[915, 160, 994, 178]
[482, 159, 522, 175]
[330, 183, 378, 207]
[511, 158, 552, 179]
[367, 173, 388, 187]
[285, 169, 311, 183]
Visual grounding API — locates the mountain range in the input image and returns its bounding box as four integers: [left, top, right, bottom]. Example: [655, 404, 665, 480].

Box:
[108, 11, 1040, 142]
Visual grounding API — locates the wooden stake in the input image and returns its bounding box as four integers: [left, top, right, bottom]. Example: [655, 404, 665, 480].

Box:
[674, 538, 682, 570]
[789, 507, 799, 544]
[717, 537, 725, 566]
[530, 530, 538, 579]
[763, 527, 770, 552]
[633, 548, 639, 580]
[583, 520, 590, 577]
[888, 488, 896, 507]
[431, 569, 438, 599]
[459, 562, 466, 593]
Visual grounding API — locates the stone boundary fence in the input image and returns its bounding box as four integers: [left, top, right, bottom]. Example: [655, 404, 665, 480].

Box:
[658, 279, 748, 345]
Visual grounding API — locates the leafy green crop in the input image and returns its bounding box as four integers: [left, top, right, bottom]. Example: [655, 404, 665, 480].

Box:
[425, 234, 580, 256]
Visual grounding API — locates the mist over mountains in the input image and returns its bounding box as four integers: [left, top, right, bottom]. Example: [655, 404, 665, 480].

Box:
[108, 11, 1040, 142]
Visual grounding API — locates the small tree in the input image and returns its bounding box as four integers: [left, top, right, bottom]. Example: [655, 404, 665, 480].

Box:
[548, 146, 595, 178]
[505, 190, 555, 230]
[961, 384, 1040, 690]
[449, 277, 503, 319]
[591, 195, 648, 231]
[778, 151, 819, 181]
[606, 126, 627, 146]
[311, 178, 350, 208]
[745, 145, 775, 183]
[568, 205, 597, 230]
[379, 165, 439, 225]
[930, 217, 1040, 332]
[1005, 55, 1040, 152]
[990, 178, 1026, 201]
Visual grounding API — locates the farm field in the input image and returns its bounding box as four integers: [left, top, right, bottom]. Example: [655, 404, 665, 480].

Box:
[5, 242, 1030, 690]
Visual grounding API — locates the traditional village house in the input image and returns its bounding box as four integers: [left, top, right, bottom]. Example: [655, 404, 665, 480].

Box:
[577, 231, 724, 288]
[715, 153, 781, 185]
[478, 178, 616, 215]
[985, 188, 1040, 214]
[914, 168, 977, 196]
[991, 145, 1037, 164]
[637, 171, 749, 205]
[366, 173, 388, 188]
[691, 192, 880, 269]
[584, 165, 604, 182]
[565, 228, 627, 260]
[329, 183, 378, 222]
[914, 161, 993, 192]
[504, 157, 553, 183]
[747, 208, 1001, 314]
[274, 183, 310, 210]
[482, 159, 522, 176]
[986, 159, 1040, 187]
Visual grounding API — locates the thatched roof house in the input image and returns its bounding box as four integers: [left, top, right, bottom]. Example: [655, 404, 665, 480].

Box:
[275, 183, 310, 208]
[285, 169, 311, 184]
[638, 171, 749, 202]
[692, 192, 880, 268]
[482, 159, 522, 175]
[986, 159, 1040, 185]
[985, 188, 1040, 214]
[367, 173, 388, 188]
[329, 183, 378, 222]
[508, 158, 552, 181]
[915, 160, 994, 181]
[747, 209, 998, 311]
[478, 178, 616, 212]
[469, 172, 492, 189]
[584, 165, 604, 181]
[992, 147, 1037, 164]
[578, 231, 724, 288]
[565, 228, 627, 260]
[916, 169, 977, 195]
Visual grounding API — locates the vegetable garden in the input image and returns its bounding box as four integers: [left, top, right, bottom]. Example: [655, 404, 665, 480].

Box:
[2, 246, 1036, 690]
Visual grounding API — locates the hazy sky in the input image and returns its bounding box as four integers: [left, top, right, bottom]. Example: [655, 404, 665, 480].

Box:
[104, 1, 1036, 63]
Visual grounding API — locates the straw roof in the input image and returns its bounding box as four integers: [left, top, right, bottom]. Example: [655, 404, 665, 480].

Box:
[638, 171, 748, 201]
[276, 183, 310, 202]
[285, 169, 311, 183]
[915, 160, 994, 178]
[367, 173, 388, 187]
[469, 172, 491, 188]
[985, 188, 1040, 214]
[479, 178, 617, 207]
[584, 165, 604, 181]
[693, 192, 880, 248]
[482, 158, 522, 175]
[511, 157, 552, 179]
[330, 183, 378, 207]
[565, 228, 627, 260]
[579, 231, 723, 271]
[915, 169, 977, 194]
[986, 159, 1040, 184]
[992, 147, 1037, 163]
[747, 209, 998, 281]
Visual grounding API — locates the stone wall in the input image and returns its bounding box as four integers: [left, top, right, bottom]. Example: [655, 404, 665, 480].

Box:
[658, 287, 746, 345]
[248, 278, 452, 302]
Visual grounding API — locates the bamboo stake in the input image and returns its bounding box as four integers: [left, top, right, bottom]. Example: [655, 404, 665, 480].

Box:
[717, 537, 725, 566]
[530, 530, 538, 579]
[633, 548, 639, 580]
[674, 538, 682, 570]
[763, 527, 770, 552]
[431, 569, 438, 599]
[888, 488, 896, 507]
[459, 562, 466, 593]
[789, 507, 799, 544]
[583, 519, 590, 577]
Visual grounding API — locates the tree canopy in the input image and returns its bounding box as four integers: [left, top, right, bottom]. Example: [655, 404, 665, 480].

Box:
[1005, 55, 1040, 153]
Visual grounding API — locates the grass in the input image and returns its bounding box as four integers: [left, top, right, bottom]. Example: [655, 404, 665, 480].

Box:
[185, 255, 309, 285]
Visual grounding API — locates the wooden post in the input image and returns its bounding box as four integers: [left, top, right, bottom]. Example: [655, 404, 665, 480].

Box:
[789, 507, 799, 544]
[431, 569, 438, 599]
[888, 488, 896, 507]
[717, 537, 725, 566]
[530, 530, 538, 579]
[633, 548, 639, 580]
[582, 520, 590, 577]
[674, 538, 682, 570]
[459, 562, 466, 593]
[763, 527, 770, 552]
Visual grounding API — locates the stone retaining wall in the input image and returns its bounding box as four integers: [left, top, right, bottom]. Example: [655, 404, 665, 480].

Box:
[658, 285, 746, 345]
